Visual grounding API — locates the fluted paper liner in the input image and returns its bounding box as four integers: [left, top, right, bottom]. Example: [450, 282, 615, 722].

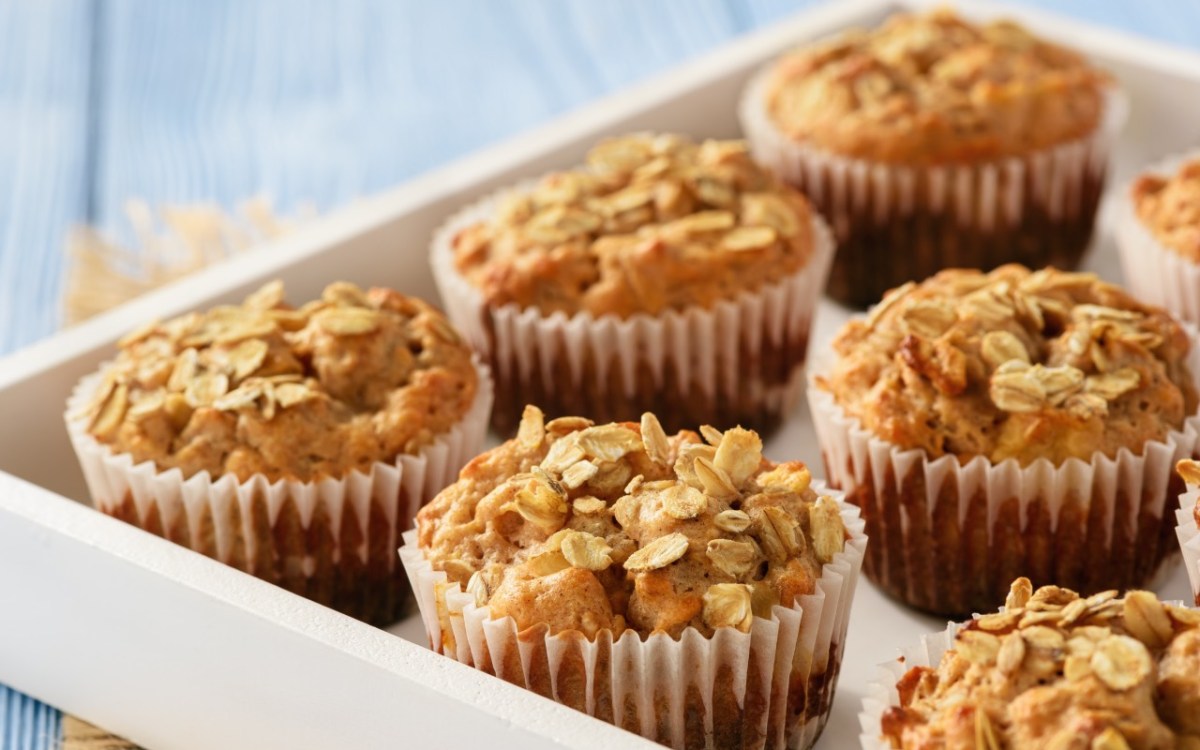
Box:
[429, 178, 836, 436]
[739, 63, 1127, 307]
[1177, 485, 1200, 605]
[65, 358, 493, 625]
[399, 487, 867, 750]
[807, 323, 1200, 617]
[1116, 150, 1200, 325]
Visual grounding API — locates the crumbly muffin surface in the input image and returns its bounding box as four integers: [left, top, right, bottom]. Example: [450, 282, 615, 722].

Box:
[764, 9, 1108, 163]
[451, 133, 815, 318]
[81, 281, 478, 483]
[881, 579, 1200, 749]
[416, 407, 846, 639]
[819, 265, 1197, 466]
[1132, 159, 1200, 262]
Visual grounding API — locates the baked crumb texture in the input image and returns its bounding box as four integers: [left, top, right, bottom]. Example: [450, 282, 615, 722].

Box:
[66, 280, 491, 625]
[403, 407, 866, 749]
[809, 265, 1200, 617]
[869, 580, 1200, 750]
[1118, 153, 1200, 327]
[432, 132, 834, 436]
[740, 8, 1120, 307]
[1177, 459, 1200, 606]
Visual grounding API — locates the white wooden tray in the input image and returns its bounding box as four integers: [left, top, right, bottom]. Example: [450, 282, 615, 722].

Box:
[2, 1, 1199, 747]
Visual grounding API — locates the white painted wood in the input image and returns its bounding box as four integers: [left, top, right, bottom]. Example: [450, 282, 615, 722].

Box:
[1, 1, 1199, 746]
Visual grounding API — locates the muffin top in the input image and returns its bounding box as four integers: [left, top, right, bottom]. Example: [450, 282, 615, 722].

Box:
[1131, 158, 1200, 262]
[818, 265, 1197, 466]
[80, 281, 478, 483]
[416, 406, 846, 639]
[451, 133, 816, 318]
[763, 9, 1108, 164]
[880, 579, 1200, 749]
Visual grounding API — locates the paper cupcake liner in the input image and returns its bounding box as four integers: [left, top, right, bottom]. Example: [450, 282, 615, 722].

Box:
[399, 486, 867, 750]
[429, 180, 836, 437]
[65, 358, 493, 626]
[1177, 485, 1200, 605]
[857, 620, 960, 750]
[739, 65, 1128, 308]
[1116, 150, 1200, 324]
[807, 323, 1200, 618]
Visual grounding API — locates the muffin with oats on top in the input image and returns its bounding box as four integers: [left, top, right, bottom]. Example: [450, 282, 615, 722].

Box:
[400, 406, 866, 750]
[741, 8, 1124, 308]
[808, 265, 1200, 617]
[431, 132, 835, 437]
[65, 280, 492, 624]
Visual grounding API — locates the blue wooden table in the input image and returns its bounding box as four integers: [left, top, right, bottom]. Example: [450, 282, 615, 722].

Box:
[2, 1, 1199, 746]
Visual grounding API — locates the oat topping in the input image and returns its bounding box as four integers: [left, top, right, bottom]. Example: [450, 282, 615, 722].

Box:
[80, 281, 478, 482]
[881, 580, 1200, 749]
[1132, 158, 1200, 262]
[764, 9, 1110, 163]
[416, 406, 846, 639]
[819, 265, 1197, 466]
[452, 133, 815, 318]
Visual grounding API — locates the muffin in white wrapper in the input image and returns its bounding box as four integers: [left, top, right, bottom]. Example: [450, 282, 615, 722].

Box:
[1116, 150, 1200, 325]
[400, 489, 866, 750]
[402, 407, 866, 750]
[1176, 467, 1200, 606]
[65, 281, 494, 626]
[431, 132, 836, 437]
[738, 22, 1127, 309]
[859, 581, 1200, 749]
[806, 267, 1200, 617]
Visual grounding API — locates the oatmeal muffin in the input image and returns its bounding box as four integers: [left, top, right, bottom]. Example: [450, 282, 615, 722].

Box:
[66, 280, 492, 625]
[808, 265, 1200, 616]
[1118, 153, 1200, 325]
[740, 8, 1123, 307]
[401, 406, 866, 750]
[864, 579, 1200, 750]
[1177, 460, 1200, 607]
[431, 132, 835, 436]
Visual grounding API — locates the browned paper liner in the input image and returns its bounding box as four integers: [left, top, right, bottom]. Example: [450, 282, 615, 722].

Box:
[739, 65, 1127, 308]
[1178, 485, 1200, 605]
[429, 179, 836, 436]
[1116, 149, 1200, 325]
[64, 359, 493, 625]
[807, 324, 1200, 617]
[399, 488, 867, 750]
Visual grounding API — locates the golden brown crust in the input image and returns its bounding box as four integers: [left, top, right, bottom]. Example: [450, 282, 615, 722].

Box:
[81, 281, 478, 483]
[881, 580, 1200, 749]
[416, 407, 845, 639]
[451, 133, 815, 317]
[1132, 158, 1200, 262]
[819, 265, 1197, 466]
[764, 9, 1109, 164]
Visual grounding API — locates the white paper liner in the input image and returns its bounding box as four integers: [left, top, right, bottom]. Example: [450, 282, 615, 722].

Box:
[1116, 149, 1200, 325]
[429, 177, 836, 431]
[739, 64, 1128, 233]
[64, 357, 493, 604]
[399, 486, 867, 750]
[807, 322, 1200, 614]
[1177, 485, 1200, 605]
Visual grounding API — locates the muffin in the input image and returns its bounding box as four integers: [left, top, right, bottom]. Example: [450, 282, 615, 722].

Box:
[431, 132, 835, 436]
[400, 406, 866, 750]
[862, 579, 1200, 749]
[1118, 152, 1200, 325]
[65, 280, 492, 625]
[1176, 460, 1200, 606]
[740, 8, 1124, 308]
[808, 265, 1200, 617]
